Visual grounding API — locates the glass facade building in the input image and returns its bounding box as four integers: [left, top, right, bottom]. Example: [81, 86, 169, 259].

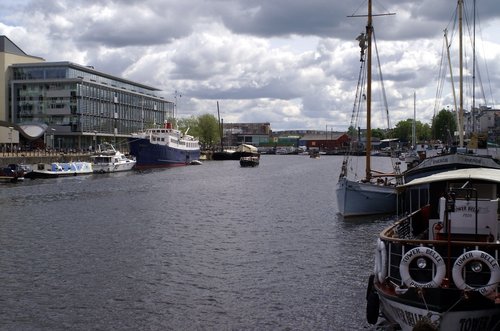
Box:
[10, 62, 173, 151]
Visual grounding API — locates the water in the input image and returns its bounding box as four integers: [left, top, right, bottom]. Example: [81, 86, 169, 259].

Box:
[0, 155, 397, 330]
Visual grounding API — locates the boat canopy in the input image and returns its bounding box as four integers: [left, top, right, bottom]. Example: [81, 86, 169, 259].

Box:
[235, 144, 258, 153]
[401, 168, 500, 188]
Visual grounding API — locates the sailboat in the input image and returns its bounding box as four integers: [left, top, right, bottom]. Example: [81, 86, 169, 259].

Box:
[335, 0, 398, 217]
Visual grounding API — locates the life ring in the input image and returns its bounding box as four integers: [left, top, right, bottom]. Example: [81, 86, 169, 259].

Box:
[452, 250, 500, 296]
[399, 247, 446, 288]
[373, 239, 387, 283]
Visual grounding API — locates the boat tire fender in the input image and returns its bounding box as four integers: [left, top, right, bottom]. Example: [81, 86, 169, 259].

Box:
[366, 291, 379, 325]
[399, 247, 446, 288]
[452, 250, 500, 296]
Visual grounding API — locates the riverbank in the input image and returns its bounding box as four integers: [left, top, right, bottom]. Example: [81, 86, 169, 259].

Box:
[0, 151, 92, 166]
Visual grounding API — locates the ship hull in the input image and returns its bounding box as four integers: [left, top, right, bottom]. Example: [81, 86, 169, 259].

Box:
[336, 177, 396, 217]
[129, 138, 200, 169]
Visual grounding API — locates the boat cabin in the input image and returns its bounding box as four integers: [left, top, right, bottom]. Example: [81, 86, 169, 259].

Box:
[396, 168, 499, 243]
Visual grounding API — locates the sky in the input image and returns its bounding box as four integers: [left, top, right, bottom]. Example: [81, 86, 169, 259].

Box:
[1, 0, 499, 132]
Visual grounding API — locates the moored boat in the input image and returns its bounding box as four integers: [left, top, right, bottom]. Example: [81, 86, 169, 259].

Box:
[128, 121, 200, 169]
[91, 143, 136, 173]
[335, 0, 399, 217]
[24, 162, 93, 179]
[366, 168, 500, 330]
[239, 155, 259, 167]
[0, 163, 28, 182]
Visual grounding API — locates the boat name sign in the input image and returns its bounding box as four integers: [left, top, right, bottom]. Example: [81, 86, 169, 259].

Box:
[386, 298, 500, 330]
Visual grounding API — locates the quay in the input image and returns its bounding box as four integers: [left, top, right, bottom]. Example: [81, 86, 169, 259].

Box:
[0, 150, 92, 166]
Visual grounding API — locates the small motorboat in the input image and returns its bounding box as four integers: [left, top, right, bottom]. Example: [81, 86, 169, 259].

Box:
[239, 156, 259, 167]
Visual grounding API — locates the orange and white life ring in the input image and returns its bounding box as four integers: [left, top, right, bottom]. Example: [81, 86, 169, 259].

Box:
[452, 250, 500, 296]
[399, 246, 446, 288]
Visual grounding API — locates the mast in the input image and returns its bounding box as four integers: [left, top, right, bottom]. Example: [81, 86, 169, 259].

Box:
[472, 0, 476, 134]
[217, 101, 224, 152]
[458, 0, 464, 147]
[365, 0, 373, 180]
[413, 91, 416, 149]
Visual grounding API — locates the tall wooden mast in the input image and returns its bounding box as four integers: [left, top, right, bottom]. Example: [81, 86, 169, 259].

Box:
[458, 0, 464, 147]
[365, 0, 373, 181]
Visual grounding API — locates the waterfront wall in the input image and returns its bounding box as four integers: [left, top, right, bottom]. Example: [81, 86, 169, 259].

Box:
[0, 151, 92, 165]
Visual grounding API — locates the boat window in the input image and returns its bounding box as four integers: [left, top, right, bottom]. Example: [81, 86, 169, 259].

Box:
[448, 182, 497, 200]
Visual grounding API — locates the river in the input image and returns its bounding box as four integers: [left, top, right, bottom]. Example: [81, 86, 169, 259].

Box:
[0, 155, 399, 330]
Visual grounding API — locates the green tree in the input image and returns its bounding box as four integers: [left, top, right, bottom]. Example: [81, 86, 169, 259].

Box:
[390, 119, 431, 144]
[177, 116, 198, 135]
[432, 109, 457, 143]
[371, 128, 386, 140]
[197, 114, 219, 150]
[417, 122, 431, 142]
[177, 114, 219, 150]
[347, 126, 357, 138]
[392, 119, 413, 142]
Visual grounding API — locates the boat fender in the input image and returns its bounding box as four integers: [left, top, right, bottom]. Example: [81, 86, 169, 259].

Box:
[399, 247, 446, 288]
[373, 239, 387, 283]
[366, 274, 375, 300]
[366, 291, 379, 325]
[452, 250, 500, 296]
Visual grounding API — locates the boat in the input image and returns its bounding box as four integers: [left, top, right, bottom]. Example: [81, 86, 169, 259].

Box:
[239, 155, 259, 167]
[0, 163, 28, 182]
[24, 161, 93, 179]
[91, 143, 136, 173]
[335, 0, 399, 217]
[309, 151, 320, 159]
[128, 121, 200, 169]
[366, 167, 500, 330]
[213, 144, 260, 160]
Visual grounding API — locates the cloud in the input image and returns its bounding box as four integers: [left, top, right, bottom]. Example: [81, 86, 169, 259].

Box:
[1, 0, 499, 131]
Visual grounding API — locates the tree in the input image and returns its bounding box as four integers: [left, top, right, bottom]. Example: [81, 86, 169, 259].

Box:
[432, 109, 457, 144]
[392, 119, 413, 142]
[390, 119, 432, 144]
[197, 114, 219, 150]
[177, 114, 219, 150]
[371, 128, 386, 140]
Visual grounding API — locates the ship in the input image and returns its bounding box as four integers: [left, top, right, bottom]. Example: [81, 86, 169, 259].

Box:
[128, 122, 200, 169]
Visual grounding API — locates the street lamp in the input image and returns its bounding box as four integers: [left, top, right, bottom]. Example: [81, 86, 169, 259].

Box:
[8, 126, 13, 156]
[50, 128, 55, 152]
[93, 130, 97, 151]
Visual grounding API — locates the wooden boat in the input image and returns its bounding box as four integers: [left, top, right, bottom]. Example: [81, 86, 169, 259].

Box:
[335, 0, 399, 217]
[239, 156, 259, 167]
[366, 167, 500, 330]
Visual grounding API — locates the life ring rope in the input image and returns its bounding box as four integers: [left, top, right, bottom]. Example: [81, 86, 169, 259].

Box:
[452, 250, 500, 296]
[399, 246, 446, 288]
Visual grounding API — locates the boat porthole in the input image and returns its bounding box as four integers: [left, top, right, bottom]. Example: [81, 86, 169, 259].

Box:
[452, 250, 500, 296]
[399, 247, 446, 288]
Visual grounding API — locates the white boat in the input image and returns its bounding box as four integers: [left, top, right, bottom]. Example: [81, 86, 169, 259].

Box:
[335, 0, 399, 217]
[91, 143, 136, 173]
[366, 167, 500, 330]
[239, 155, 259, 167]
[367, 2, 500, 329]
[25, 161, 93, 179]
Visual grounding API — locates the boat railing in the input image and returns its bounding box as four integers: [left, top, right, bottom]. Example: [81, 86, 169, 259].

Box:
[381, 238, 500, 291]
